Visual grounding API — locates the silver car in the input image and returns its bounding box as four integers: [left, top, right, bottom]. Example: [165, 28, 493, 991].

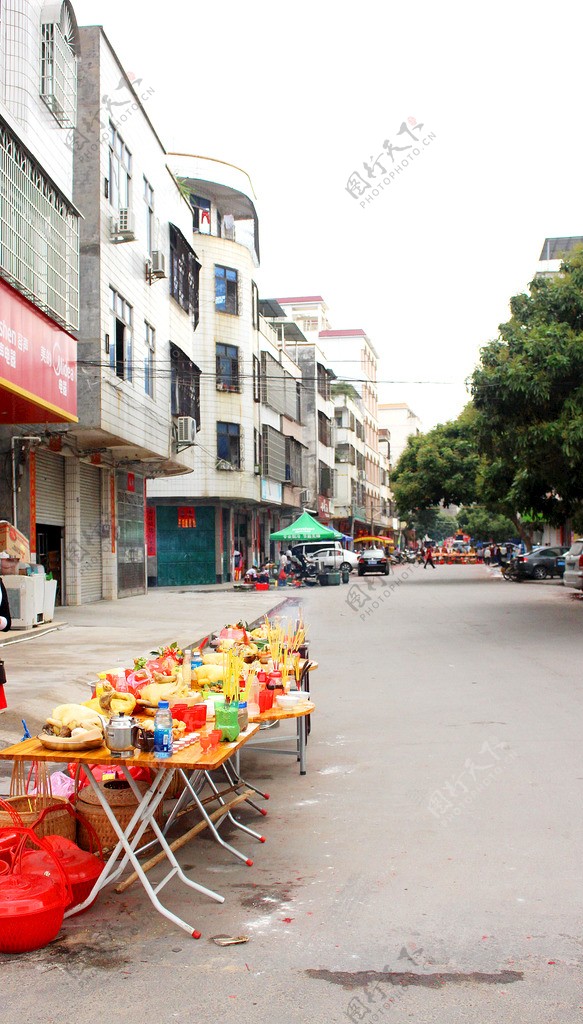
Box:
[563, 539, 583, 590]
[294, 545, 358, 573]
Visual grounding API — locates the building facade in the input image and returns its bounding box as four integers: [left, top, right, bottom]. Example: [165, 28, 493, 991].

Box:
[378, 402, 422, 469]
[147, 157, 306, 583]
[0, 0, 80, 602]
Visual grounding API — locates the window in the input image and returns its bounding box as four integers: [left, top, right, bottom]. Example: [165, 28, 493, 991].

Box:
[170, 344, 201, 427]
[252, 354, 261, 402]
[108, 123, 131, 210]
[110, 287, 133, 381]
[0, 122, 79, 331]
[216, 343, 240, 392]
[217, 422, 241, 469]
[251, 281, 259, 328]
[318, 411, 332, 447]
[143, 177, 154, 255]
[319, 461, 333, 498]
[144, 322, 155, 398]
[261, 426, 286, 482]
[317, 363, 331, 400]
[40, 2, 78, 128]
[169, 224, 200, 326]
[254, 428, 262, 473]
[285, 436, 304, 486]
[215, 265, 238, 315]
[190, 194, 211, 234]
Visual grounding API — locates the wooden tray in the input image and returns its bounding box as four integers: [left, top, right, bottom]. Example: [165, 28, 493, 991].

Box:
[37, 729, 105, 752]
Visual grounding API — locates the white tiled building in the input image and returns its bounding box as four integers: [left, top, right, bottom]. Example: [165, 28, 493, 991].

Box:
[378, 403, 423, 468]
[0, 0, 81, 605]
[147, 157, 306, 584]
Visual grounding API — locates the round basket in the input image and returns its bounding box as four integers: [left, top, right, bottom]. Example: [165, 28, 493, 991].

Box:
[75, 781, 164, 853]
[165, 771, 186, 800]
[0, 796, 75, 842]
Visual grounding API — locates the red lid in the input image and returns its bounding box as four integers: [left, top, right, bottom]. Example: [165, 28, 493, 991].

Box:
[0, 873, 63, 915]
[23, 840, 103, 886]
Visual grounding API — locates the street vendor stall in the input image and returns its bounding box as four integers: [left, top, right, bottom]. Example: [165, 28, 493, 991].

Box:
[0, 726, 262, 938]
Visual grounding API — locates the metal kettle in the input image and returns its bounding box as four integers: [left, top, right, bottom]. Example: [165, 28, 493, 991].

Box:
[104, 713, 141, 756]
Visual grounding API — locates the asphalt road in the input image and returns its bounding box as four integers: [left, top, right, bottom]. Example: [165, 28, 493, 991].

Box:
[1, 566, 582, 1023]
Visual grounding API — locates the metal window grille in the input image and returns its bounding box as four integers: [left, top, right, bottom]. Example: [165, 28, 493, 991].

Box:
[40, 13, 77, 128]
[261, 425, 286, 483]
[0, 122, 79, 330]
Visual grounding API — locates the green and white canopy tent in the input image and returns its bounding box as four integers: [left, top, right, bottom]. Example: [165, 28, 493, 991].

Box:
[269, 511, 343, 544]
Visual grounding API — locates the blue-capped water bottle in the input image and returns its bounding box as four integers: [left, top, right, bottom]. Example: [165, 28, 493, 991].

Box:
[154, 700, 173, 758]
[191, 649, 203, 671]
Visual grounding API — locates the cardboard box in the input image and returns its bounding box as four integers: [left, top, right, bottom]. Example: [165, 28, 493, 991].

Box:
[0, 522, 30, 562]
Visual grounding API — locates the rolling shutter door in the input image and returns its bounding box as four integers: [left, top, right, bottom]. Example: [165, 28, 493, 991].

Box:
[35, 451, 65, 526]
[80, 464, 102, 603]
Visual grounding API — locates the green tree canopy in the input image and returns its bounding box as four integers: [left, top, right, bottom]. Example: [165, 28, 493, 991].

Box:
[471, 247, 583, 528]
[391, 405, 479, 519]
[456, 506, 517, 543]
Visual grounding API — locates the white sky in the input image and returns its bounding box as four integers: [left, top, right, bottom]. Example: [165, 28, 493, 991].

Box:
[73, 0, 583, 430]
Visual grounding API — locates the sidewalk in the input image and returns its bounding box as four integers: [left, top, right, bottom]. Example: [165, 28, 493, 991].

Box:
[0, 585, 302, 771]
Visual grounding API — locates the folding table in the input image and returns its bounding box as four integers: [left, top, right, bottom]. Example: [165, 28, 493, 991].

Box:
[0, 724, 260, 939]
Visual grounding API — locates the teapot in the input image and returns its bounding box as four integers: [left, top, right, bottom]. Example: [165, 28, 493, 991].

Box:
[105, 713, 147, 756]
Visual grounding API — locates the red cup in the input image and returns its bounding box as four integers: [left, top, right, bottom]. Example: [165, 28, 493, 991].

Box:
[209, 729, 222, 748]
[258, 688, 274, 713]
[174, 704, 207, 730]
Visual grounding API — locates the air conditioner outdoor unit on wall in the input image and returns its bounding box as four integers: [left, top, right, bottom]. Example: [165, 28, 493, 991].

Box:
[177, 416, 196, 444]
[300, 489, 310, 504]
[110, 208, 136, 242]
[150, 250, 166, 278]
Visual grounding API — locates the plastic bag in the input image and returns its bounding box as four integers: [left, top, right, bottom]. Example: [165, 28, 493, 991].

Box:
[68, 763, 153, 789]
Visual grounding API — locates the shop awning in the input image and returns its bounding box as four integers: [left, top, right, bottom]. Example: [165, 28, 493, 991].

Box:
[269, 511, 343, 543]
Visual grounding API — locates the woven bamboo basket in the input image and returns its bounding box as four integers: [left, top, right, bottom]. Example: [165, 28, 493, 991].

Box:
[165, 770, 186, 800]
[0, 794, 75, 841]
[75, 780, 164, 853]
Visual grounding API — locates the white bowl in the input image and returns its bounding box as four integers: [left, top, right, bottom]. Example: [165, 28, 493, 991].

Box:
[275, 692, 309, 709]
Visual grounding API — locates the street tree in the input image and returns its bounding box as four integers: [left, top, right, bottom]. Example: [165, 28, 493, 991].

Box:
[456, 506, 517, 543]
[391, 406, 480, 519]
[471, 247, 583, 532]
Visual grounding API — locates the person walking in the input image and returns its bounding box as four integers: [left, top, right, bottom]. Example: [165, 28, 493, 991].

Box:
[233, 548, 242, 581]
[424, 546, 436, 570]
[483, 545, 491, 566]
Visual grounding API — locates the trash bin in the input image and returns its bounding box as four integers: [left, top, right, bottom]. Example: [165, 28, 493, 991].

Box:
[341, 568, 350, 584]
[327, 572, 341, 586]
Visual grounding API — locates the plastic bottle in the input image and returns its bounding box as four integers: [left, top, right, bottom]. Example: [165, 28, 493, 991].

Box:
[191, 649, 203, 670]
[182, 650, 192, 687]
[154, 700, 173, 758]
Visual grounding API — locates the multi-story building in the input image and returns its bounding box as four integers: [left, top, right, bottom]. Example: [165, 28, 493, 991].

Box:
[58, 25, 198, 604]
[0, 0, 80, 599]
[332, 388, 367, 537]
[147, 158, 306, 583]
[378, 403, 422, 468]
[317, 327, 386, 536]
[261, 301, 336, 523]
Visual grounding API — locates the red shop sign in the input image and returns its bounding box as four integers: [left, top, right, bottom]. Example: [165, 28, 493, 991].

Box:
[0, 279, 77, 423]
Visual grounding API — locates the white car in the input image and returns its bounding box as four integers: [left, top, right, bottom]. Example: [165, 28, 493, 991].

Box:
[563, 539, 583, 590]
[292, 543, 358, 573]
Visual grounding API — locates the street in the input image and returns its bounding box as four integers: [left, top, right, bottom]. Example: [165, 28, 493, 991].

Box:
[1, 565, 582, 1023]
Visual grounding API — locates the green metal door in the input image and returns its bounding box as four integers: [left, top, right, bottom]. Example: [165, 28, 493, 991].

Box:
[156, 506, 216, 586]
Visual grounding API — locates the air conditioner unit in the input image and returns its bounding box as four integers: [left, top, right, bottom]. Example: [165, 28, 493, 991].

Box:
[254, 463, 261, 475]
[110, 209, 136, 242]
[150, 250, 166, 278]
[300, 489, 310, 504]
[177, 416, 196, 444]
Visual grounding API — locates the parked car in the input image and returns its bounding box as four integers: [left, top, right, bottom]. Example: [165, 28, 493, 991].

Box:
[291, 543, 358, 574]
[562, 539, 583, 591]
[357, 548, 390, 576]
[511, 545, 568, 580]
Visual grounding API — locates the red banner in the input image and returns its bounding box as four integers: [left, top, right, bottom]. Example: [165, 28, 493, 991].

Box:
[0, 279, 77, 423]
[145, 507, 156, 555]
